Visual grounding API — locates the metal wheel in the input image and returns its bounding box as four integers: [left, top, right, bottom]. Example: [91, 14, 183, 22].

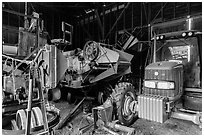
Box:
[32, 107, 43, 126]
[122, 91, 136, 121]
[16, 109, 36, 129]
[16, 109, 27, 130]
[83, 41, 100, 61]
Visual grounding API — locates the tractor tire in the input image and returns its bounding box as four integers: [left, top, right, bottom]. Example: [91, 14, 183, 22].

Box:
[112, 82, 138, 126]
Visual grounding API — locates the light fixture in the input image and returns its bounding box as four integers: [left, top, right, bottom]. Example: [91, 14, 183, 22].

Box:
[182, 32, 187, 37]
[188, 32, 193, 36]
[157, 81, 175, 90]
[144, 81, 156, 89]
[160, 35, 164, 39]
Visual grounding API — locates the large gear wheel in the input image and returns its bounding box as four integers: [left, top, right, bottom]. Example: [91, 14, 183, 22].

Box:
[112, 82, 138, 126]
[83, 41, 100, 61]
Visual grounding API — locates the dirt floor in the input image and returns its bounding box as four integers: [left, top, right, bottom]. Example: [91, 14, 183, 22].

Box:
[52, 100, 202, 135]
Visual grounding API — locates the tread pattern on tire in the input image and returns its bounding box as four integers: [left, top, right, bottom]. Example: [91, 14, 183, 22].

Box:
[112, 82, 137, 126]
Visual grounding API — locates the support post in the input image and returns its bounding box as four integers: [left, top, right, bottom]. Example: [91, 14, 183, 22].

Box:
[148, 3, 151, 42]
[102, 6, 105, 41]
[25, 68, 34, 135]
[153, 33, 156, 63]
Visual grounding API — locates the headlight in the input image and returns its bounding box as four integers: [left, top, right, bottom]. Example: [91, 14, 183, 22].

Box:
[188, 32, 193, 36]
[182, 32, 187, 37]
[144, 81, 156, 88]
[157, 81, 175, 89]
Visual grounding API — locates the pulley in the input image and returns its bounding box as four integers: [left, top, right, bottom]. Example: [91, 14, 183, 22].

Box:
[83, 41, 100, 61]
[16, 107, 43, 130]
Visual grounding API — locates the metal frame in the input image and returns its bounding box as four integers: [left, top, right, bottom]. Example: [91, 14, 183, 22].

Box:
[3, 8, 40, 51]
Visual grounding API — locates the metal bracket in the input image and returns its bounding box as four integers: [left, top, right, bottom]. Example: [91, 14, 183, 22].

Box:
[166, 101, 174, 113]
[62, 21, 73, 45]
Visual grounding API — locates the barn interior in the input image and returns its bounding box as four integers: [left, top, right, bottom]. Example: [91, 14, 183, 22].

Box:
[2, 2, 202, 135]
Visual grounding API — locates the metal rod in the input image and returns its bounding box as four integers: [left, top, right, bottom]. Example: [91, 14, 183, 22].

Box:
[11, 46, 42, 74]
[107, 122, 135, 134]
[24, 2, 29, 29]
[36, 80, 49, 133]
[3, 8, 39, 19]
[143, 3, 148, 24]
[131, 3, 133, 31]
[2, 54, 31, 64]
[161, 3, 164, 22]
[25, 78, 33, 135]
[81, 25, 93, 39]
[102, 126, 119, 135]
[153, 33, 156, 63]
[171, 111, 202, 125]
[140, 3, 143, 38]
[102, 6, 105, 41]
[95, 9, 104, 39]
[55, 97, 85, 129]
[148, 3, 151, 41]
[105, 3, 130, 40]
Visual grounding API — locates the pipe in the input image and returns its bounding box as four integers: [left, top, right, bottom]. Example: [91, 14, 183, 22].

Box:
[101, 126, 119, 135]
[54, 46, 57, 87]
[171, 111, 202, 126]
[25, 78, 33, 135]
[153, 33, 156, 63]
[107, 122, 135, 134]
[24, 2, 29, 29]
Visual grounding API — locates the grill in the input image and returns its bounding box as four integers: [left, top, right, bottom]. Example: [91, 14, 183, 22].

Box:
[144, 61, 183, 100]
[138, 94, 168, 123]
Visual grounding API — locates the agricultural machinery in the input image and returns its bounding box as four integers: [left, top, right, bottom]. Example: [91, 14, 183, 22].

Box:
[52, 15, 202, 131]
[2, 9, 60, 135]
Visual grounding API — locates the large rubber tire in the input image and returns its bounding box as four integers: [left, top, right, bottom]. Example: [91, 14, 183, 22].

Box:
[112, 82, 138, 126]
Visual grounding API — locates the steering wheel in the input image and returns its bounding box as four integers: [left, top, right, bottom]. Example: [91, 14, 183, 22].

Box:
[83, 41, 100, 61]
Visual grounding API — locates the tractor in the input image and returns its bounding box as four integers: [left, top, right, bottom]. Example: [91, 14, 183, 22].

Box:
[108, 15, 202, 127]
